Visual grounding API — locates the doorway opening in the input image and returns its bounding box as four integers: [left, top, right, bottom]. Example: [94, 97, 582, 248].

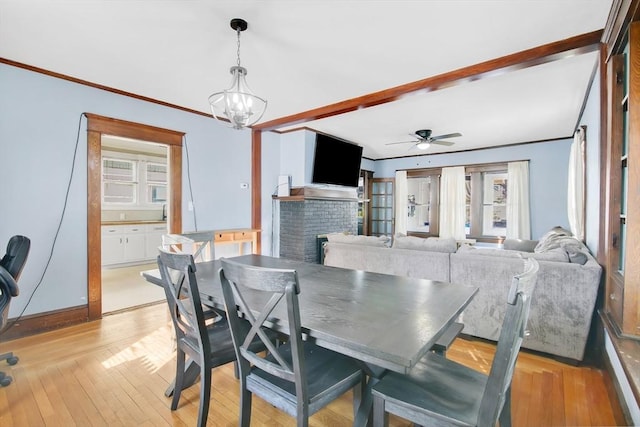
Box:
[86, 113, 183, 320]
[100, 136, 168, 314]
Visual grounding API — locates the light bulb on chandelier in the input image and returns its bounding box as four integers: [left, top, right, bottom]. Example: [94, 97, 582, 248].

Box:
[209, 18, 267, 130]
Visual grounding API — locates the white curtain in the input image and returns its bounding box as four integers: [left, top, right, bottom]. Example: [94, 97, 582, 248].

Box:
[439, 166, 466, 240]
[506, 161, 531, 239]
[568, 127, 586, 241]
[395, 170, 408, 236]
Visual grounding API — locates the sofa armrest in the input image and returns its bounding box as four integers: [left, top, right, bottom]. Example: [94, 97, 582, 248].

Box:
[450, 253, 601, 361]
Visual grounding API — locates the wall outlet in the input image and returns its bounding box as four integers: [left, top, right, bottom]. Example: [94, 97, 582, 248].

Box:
[119, 213, 126, 220]
[188, 201, 194, 211]
[240, 182, 249, 189]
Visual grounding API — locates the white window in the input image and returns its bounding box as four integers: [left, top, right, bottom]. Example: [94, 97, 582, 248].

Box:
[405, 162, 508, 240]
[146, 162, 167, 204]
[481, 172, 507, 237]
[102, 151, 167, 208]
[407, 175, 439, 233]
[103, 158, 137, 204]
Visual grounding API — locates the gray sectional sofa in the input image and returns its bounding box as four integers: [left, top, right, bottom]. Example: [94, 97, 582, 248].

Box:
[323, 232, 602, 362]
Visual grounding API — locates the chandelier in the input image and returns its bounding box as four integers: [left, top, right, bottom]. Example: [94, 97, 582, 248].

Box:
[208, 18, 267, 129]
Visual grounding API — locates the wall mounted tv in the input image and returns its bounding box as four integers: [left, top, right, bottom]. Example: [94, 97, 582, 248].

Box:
[312, 133, 363, 188]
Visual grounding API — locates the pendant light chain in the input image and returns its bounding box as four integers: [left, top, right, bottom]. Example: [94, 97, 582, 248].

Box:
[236, 28, 242, 67]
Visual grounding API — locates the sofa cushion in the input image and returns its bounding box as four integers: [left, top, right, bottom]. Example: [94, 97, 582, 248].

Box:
[392, 235, 457, 253]
[457, 244, 569, 262]
[456, 245, 522, 258]
[326, 233, 391, 247]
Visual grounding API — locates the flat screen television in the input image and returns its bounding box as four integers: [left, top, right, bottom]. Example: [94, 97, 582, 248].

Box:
[312, 133, 363, 188]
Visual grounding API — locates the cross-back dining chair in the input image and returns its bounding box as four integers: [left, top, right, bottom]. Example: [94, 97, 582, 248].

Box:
[161, 231, 227, 321]
[156, 249, 272, 427]
[371, 257, 539, 427]
[219, 257, 365, 427]
[162, 231, 216, 262]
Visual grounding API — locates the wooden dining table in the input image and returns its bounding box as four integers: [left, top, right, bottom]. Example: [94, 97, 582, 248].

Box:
[143, 254, 478, 426]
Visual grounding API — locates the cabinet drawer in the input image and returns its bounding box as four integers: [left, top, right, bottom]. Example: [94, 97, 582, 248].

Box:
[123, 226, 145, 234]
[102, 226, 123, 235]
[234, 231, 253, 240]
[146, 224, 168, 233]
[215, 232, 234, 242]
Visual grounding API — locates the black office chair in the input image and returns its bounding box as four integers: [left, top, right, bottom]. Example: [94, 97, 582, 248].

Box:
[0, 235, 31, 387]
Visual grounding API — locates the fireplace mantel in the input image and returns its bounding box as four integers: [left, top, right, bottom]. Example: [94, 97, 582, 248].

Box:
[273, 186, 358, 202]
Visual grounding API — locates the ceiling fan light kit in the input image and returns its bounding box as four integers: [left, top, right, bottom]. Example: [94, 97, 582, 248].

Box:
[209, 18, 267, 130]
[385, 129, 462, 151]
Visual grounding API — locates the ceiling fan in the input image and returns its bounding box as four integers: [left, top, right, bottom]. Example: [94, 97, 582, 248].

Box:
[385, 129, 462, 150]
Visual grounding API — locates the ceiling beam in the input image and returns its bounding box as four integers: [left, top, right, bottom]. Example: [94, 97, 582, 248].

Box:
[253, 30, 603, 132]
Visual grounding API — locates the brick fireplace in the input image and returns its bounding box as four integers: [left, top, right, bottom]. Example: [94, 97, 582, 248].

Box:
[278, 187, 358, 263]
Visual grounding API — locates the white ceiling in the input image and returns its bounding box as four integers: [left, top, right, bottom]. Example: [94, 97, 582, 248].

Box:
[0, 1, 612, 159]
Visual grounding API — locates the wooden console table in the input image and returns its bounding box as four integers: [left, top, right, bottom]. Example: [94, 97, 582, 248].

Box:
[163, 228, 260, 259]
[212, 228, 260, 255]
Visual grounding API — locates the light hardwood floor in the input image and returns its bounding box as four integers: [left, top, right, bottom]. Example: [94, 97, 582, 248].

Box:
[102, 263, 165, 313]
[0, 303, 626, 426]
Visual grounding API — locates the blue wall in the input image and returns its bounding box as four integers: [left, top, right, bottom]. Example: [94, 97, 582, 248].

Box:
[0, 63, 254, 316]
[0, 62, 587, 318]
[373, 140, 573, 240]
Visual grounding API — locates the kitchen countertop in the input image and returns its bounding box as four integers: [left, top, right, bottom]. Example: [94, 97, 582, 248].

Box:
[101, 220, 167, 226]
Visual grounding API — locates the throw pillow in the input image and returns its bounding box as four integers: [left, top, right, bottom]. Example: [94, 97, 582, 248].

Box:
[392, 235, 457, 253]
[561, 242, 590, 265]
[326, 233, 391, 247]
[534, 226, 574, 253]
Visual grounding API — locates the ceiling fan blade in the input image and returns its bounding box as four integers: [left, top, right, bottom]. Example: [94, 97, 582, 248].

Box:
[385, 140, 419, 146]
[430, 132, 462, 141]
[430, 140, 456, 146]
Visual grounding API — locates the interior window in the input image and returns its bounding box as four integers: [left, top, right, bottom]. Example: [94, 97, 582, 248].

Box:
[102, 158, 136, 204]
[146, 162, 167, 204]
[481, 171, 508, 237]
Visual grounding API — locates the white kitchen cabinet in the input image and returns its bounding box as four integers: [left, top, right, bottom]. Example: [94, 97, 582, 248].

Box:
[145, 223, 167, 259]
[101, 224, 156, 266]
[102, 231, 124, 265]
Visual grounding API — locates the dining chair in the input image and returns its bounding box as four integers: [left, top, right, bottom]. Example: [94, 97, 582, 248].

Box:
[161, 231, 226, 321]
[162, 231, 216, 262]
[219, 257, 365, 427]
[156, 249, 272, 427]
[371, 258, 539, 427]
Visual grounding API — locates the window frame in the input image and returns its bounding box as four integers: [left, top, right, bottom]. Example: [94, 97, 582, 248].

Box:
[405, 162, 508, 242]
[101, 149, 168, 209]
